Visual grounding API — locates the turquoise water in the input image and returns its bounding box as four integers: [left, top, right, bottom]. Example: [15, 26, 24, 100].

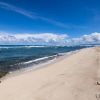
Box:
[0, 45, 89, 73]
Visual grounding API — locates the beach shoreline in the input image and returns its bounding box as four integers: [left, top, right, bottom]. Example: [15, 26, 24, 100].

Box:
[0, 47, 99, 100]
[0, 48, 80, 81]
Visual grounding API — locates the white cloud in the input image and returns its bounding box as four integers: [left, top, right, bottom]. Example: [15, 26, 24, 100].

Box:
[73, 32, 100, 44]
[0, 32, 100, 45]
[0, 33, 70, 45]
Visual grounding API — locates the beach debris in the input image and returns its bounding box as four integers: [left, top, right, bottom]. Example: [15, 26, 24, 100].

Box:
[97, 81, 100, 85]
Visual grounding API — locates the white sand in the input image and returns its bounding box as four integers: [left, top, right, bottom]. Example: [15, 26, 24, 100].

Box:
[0, 47, 100, 100]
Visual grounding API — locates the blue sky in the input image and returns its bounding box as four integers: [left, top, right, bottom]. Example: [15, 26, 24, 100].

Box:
[0, 0, 100, 45]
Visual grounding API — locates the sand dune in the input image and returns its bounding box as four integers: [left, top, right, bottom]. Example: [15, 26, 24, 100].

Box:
[0, 47, 100, 100]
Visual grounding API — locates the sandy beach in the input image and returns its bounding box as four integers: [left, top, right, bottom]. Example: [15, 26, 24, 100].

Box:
[0, 47, 100, 100]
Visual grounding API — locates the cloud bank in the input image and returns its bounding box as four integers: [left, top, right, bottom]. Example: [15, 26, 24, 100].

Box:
[0, 32, 100, 45]
[0, 33, 70, 45]
[73, 32, 100, 45]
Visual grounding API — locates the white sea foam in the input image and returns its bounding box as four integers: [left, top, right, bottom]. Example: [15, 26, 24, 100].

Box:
[0, 45, 47, 49]
[21, 45, 47, 48]
[22, 55, 58, 65]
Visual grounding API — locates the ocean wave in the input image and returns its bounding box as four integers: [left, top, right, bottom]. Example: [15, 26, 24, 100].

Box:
[0, 45, 73, 50]
[0, 45, 87, 50]
[22, 45, 49, 49]
[14, 50, 78, 67]
[7, 54, 60, 73]
[9, 50, 79, 72]
[0, 45, 48, 49]
[20, 55, 58, 65]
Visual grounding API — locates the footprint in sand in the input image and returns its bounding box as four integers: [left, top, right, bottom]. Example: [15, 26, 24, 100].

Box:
[96, 93, 100, 100]
[97, 81, 100, 85]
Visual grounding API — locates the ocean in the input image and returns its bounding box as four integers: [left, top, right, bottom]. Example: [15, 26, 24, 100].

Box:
[0, 45, 89, 73]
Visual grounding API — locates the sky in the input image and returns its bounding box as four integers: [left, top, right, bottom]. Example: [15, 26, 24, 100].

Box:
[0, 0, 100, 45]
